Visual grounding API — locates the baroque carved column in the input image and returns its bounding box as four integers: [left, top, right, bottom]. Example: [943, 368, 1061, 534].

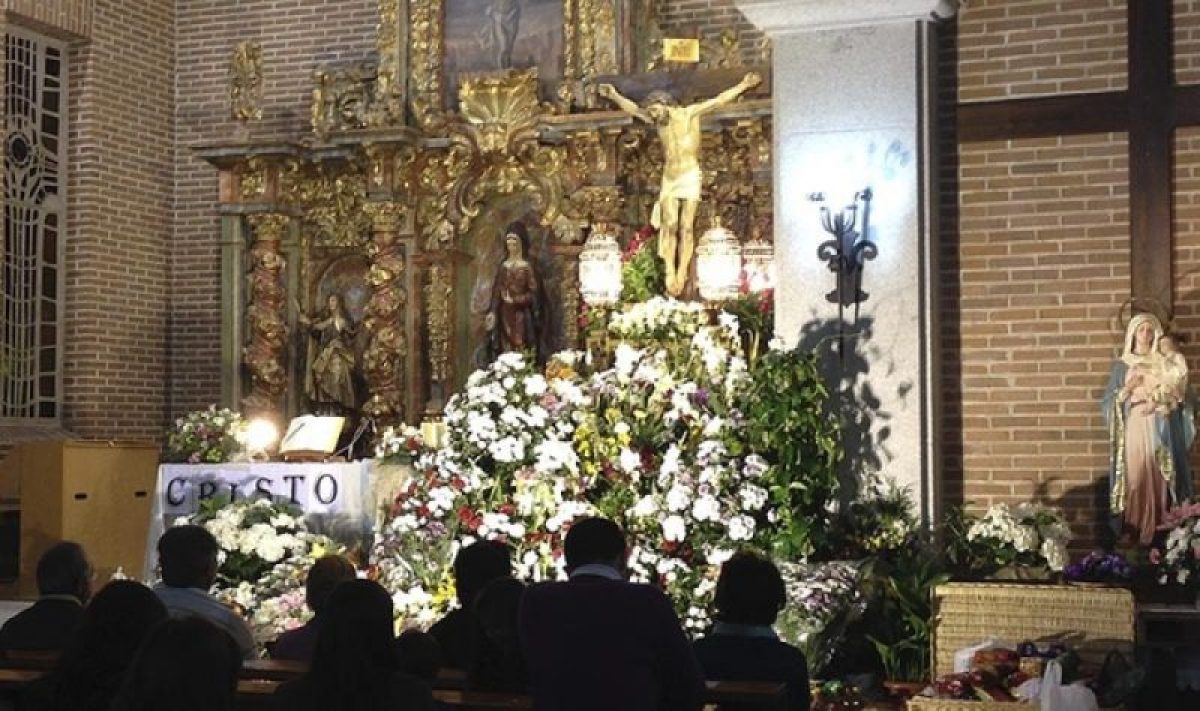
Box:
[362, 202, 408, 424]
[242, 213, 291, 415]
[424, 259, 453, 414]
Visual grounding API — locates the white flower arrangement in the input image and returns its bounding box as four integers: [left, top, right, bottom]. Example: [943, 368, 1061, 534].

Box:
[375, 424, 425, 464]
[372, 299, 782, 633]
[180, 498, 345, 647]
[965, 502, 1072, 572]
[1151, 501, 1200, 586]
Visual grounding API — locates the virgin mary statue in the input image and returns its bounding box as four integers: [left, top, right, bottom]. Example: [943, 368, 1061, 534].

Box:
[1102, 313, 1195, 544]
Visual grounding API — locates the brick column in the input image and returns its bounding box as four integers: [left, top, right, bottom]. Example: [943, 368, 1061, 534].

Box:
[738, 0, 958, 523]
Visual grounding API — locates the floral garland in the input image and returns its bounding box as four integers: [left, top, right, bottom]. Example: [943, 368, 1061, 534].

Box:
[181, 498, 345, 646]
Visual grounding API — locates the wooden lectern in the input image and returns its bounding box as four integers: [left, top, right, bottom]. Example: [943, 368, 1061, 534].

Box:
[0, 441, 159, 597]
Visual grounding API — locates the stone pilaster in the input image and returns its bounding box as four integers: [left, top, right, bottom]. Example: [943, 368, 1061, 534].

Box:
[738, 0, 958, 523]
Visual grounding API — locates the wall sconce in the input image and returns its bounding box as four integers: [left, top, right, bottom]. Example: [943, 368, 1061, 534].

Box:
[741, 238, 775, 293]
[696, 218, 743, 302]
[810, 188, 875, 355]
[579, 223, 622, 306]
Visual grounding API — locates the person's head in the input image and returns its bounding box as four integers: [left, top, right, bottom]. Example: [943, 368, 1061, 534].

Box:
[396, 629, 442, 682]
[109, 617, 242, 711]
[1160, 334, 1181, 356]
[36, 540, 92, 603]
[453, 540, 512, 607]
[474, 577, 525, 644]
[305, 554, 357, 616]
[503, 222, 529, 259]
[53, 581, 168, 700]
[327, 293, 340, 312]
[713, 551, 786, 626]
[1126, 313, 1163, 356]
[563, 517, 626, 573]
[157, 525, 219, 589]
[310, 580, 397, 701]
[643, 90, 677, 123]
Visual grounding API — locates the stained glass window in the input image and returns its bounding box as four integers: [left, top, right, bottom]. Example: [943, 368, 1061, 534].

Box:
[3, 29, 64, 420]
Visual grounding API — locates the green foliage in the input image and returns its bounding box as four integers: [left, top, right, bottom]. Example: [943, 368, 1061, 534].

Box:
[721, 290, 775, 366]
[741, 345, 842, 559]
[619, 233, 665, 304]
[864, 545, 951, 682]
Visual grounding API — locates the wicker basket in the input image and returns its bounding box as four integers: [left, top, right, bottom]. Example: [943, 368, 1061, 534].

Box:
[906, 582, 1136, 711]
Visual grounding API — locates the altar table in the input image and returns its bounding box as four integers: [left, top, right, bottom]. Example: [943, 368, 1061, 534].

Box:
[141, 461, 412, 579]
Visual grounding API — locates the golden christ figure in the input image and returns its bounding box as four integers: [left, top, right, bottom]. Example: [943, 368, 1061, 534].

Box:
[599, 72, 762, 296]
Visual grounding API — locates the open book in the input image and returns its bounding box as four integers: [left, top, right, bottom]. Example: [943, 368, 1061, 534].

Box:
[279, 415, 345, 454]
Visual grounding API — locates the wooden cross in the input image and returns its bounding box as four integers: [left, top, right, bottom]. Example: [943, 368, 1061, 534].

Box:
[957, 0, 1180, 307]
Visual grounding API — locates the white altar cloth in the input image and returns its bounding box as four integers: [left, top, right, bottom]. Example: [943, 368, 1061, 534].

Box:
[142, 461, 373, 579]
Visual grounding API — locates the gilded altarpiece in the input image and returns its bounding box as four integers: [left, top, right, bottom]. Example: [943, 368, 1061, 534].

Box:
[198, 0, 772, 429]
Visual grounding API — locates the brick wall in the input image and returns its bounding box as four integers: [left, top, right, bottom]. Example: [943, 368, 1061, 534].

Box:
[62, 0, 173, 438]
[171, 0, 379, 416]
[659, 0, 763, 59]
[2, 0, 93, 39]
[945, 133, 1131, 543]
[1176, 0, 1200, 84]
[1173, 126, 1200, 483]
[957, 0, 1127, 102]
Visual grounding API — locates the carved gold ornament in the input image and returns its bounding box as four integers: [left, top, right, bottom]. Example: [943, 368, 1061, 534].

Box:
[361, 202, 409, 423]
[425, 262, 453, 387]
[446, 70, 564, 227]
[281, 164, 373, 249]
[230, 40, 264, 122]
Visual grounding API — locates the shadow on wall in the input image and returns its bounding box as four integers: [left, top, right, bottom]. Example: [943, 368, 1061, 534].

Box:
[794, 314, 913, 503]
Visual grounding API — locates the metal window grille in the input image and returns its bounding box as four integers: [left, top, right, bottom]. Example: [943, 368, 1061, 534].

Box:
[3, 29, 65, 420]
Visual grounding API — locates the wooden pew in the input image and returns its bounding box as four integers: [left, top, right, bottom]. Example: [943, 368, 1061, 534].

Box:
[237, 679, 784, 710]
[0, 666, 787, 710]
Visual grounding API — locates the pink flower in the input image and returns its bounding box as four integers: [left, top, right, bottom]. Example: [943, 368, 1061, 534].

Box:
[1150, 548, 1163, 564]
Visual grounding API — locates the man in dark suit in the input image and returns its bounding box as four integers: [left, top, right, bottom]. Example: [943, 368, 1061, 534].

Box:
[518, 517, 704, 711]
[0, 540, 91, 656]
[692, 552, 809, 711]
[429, 539, 512, 671]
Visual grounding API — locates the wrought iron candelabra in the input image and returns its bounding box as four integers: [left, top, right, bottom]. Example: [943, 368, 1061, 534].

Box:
[810, 188, 875, 358]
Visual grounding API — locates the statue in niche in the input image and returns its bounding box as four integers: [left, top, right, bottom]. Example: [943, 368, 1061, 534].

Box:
[483, 222, 545, 364]
[482, 0, 522, 69]
[1102, 313, 1195, 545]
[599, 73, 762, 296]
[299, 293, 359, 413]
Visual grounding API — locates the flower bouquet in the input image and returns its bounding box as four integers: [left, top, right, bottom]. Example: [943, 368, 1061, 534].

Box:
[164, 406, 244, 464]
[180, 497, 345, 647]
[375, 424, 426, 465]
[957, 503, 1072, 579]
[775, 561, 867, 676]
[1151, 501, 1200, 587]
[1063, 551, 1133, 586]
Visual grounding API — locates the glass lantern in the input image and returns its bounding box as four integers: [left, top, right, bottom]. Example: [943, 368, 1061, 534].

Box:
[742, 238, 775, 293]
[696, 220, 743, 302]
[579, 224, 622, 306]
